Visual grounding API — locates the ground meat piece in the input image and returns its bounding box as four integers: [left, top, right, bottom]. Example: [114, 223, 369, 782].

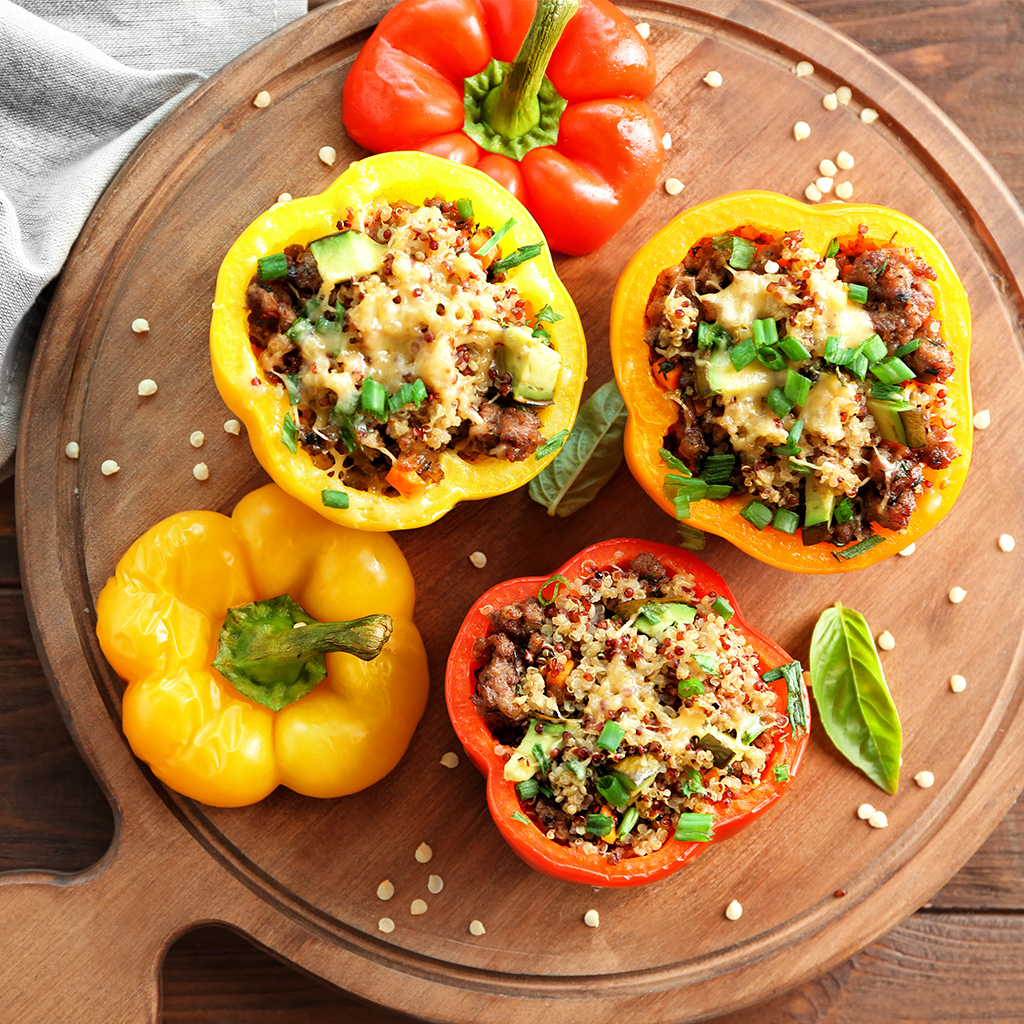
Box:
[491, 596, 544, 641]
[666, 399, 708, 472]
[461, 401, 544, 462]
[629, 551, 667, 582]
[683, 238, 733, 292]
[246, 280, 297, 345]
[532, 796, 571, 843]
[284, 244, 323, 293]
[391, 434, 444, 486]
[913, 438, 958, 470]
[862, 486, 917, 531]
[475, 633, 527, 725]
[844, 247, 937, 347]
[904, 338, 955, 382]
[644, 265, 695, 346]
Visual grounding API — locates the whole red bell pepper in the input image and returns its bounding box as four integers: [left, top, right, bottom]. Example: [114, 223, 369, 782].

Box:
[444, 539, 810, 887]
[342, 0, 664, 256]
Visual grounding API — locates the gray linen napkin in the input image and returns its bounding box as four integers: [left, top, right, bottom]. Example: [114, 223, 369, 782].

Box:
[0, 0, 308, 481]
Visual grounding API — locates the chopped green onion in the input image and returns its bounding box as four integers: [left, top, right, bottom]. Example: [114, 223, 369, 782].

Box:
[475, 217, 515, 256]
[456, 197, 474, 220]
[286, 317, 312, 340]
[511, 810, 531, 825]
[779, 335, 811, 362]
[595, 774, 632, 809]
[860, 333, 887, 363]
[761, 660, 807, 733]
[537, 573, 570, 606]
[783, 371, 812, 408]
[597, 721, 626, 752]
[673, 477, 709, 501]
[870, 356, 915, 384]
[532, 741, 551, 776]
[756, 345, 787, 372]
[848, 350, 869, 380]
[741, 500, 774, 530]
[823, 237, 840, 260]
[283, 373, 301, 406]
[659, 447, 691, 475]
[833, 496, 854, 523]
[894, 337, 922, 358]
[257, 252, 289, 280]
[586, 814, 614, 838]
[676, 522, 707, 551]
[566, 759, 588, 780]
[703, 483, 733, 500]
[490, 242, 544, 275]
[847, 282, 869, 303]
[729, 237, 756, 270]
[766, 387, 793, 419]
[678, 678, 704, 697]
[534, 428, 569, 460]
[774, 763, 791, 781]
[321, 489, 350, 509]
[674, 812, 715, 843]
[329, 405, 360, 454]
[672, 491, 691, 520]
[712, 596, 734, 621]
[360, 378, 388, 419]
[516, 778, 540, 800]
[823, 335, 845, 363]
[729, 337, 757, 370]
[835, 533, 885, 560]
[871, 380, 905, 400]
[680, 767, 705, 797]
[388, 377, 429, 413]
[698, 321, 729, 349]
[281, 413, 298, 454]
[619, 806, 640, 836]
[772, 508, 800, 535]
[751, 317, 779, 348]
[700, 453, 735, 483]
[693, 652, 720, 676]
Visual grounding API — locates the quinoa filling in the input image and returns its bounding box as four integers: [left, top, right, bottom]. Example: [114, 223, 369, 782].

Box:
[645, 226, 960, 547]
[473, 552, 788, 863]
[245, 197, 563, 495]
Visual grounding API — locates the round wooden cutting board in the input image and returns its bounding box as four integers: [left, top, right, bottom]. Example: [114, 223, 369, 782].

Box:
[9, 1, 1024, 1021]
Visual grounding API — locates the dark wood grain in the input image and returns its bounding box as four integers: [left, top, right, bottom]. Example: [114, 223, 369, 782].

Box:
[4, 1, 1024, 1022]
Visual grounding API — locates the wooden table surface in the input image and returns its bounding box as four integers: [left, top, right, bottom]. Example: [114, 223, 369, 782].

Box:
[3, 1, 1022, 1020]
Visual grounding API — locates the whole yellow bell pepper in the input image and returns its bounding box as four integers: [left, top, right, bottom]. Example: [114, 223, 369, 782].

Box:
[210, 151, 587, 532]
[95, 483, 429, 807]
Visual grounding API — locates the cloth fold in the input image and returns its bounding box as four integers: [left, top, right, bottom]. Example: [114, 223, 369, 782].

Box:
[0, 0, 308, 480]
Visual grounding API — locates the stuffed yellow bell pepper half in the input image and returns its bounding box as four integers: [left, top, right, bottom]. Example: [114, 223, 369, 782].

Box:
[211, 152, 587, 532]
[95, 484, 429, 807]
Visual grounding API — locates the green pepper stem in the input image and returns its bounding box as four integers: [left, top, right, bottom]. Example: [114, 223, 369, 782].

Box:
[481, 0, 579, 140]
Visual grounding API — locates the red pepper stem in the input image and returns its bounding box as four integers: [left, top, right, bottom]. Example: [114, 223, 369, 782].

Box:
[482, 0, 579, 140]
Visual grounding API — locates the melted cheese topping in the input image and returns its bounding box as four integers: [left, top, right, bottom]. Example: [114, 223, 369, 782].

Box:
[701, 272, 795, 337]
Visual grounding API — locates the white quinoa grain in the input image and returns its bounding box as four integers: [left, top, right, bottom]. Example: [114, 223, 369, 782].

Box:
[868, 810, 888, 828]
[914, 771, 935, 789]
[428, 875, 444, 894]
[819, 158, 838, 177]
[860, 107, 879, 124]
[725, 900, 743, 921]
[318, 145, 337, 166]
[469, 551, 487, 568]
[224, 419, 242, 435]
[192, 462, 210, 481]
[277, 192, 292, 203]
[635, 21, 650, 39]
[440, 751, 460, 769]
[950, 674, 967, 693]
[703, 70, 723, 88]
[836, 150, 855, 170]
[948, 586, 966, 604]
[189, 430, 205, 448]
[137, 379, 158, 397]
[793, 121, 811, 141]
[469, 920, 486, 936]
[898, 542, 916, 557]
[794, 60, 814, 77]
[877, 630, 895, 651]
[377, 880, 395, 901]
[378, 918, 395, 933]
[64, 442, 80, 459]
[999, 534, 1016, 552]
[665, 177, 685, 196]
[836, 85, 852, 105]
[857, 803, 875, 820]
[253, 90, 271, 108]
[100, 459, 120, 476]
[415, 842, 433, 864]
[835, 180, 854, 200]
[804, 183, 823, 202]
[131, 318, 150, 334]
[661, 131, 672, 150]
[815, 176, 834, 194]
[411, 899, 428, 916]
[583, 909, 600, 928]
[973, 409, 991, 429]
[822, 92, 838, 111]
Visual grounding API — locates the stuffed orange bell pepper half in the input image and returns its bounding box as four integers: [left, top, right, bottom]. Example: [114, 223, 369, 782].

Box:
[95, 484, 428, 807]
[445, 539, 809, 887]
[610, 191, 972, 573]
[342, 0, 664, 255]
[211, 152, 586, 532]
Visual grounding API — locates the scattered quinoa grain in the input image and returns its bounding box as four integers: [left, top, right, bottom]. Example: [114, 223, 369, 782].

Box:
[950, 674, 967, 693]
[469, 920, 486, 936]
[860, 107, 879, 124]
[584, 909, 600, 928]
[794, 60, 814, 77]
[837, 150, 855, 170]
[914, 771, 935, 789]
[804, 183, 822, 202]
[224, 419, 242, 435]
[131, 318, 150, 334]
[377, 880, 395, 900]
[725, 900, 743, 921]
[822, 92, 838, 111]
[815, 176, 834, 194]
[703, 70, 723, 88]
[857, 803, 875, 820]
[665, 177, 685, 196]
[469, 550, 487, 568]
[318, 145, 337, 166]
[973, 409, 991, 429]
[253, 90, 271, 108]
[411, 899, 428, 916]
[192, 462, 209, 481]
[868, 810, 888, 828]
[877, 630, 895, 651]
[635, 21, 650, 39]
[378, 918, 395, 933]
[277, 192, 292, 203]
[137, 379, 158, 397]
[415, 842, 433, 864]
[948, 586, 966, 604]
[440, 751, 460, 768]
[793, 121, 811, 141]
[428, 875, 444, 894]
[100, 459, 120, 476]
[835, 180, 854, 200]
[898, 542, 916, 557]
[64, 442, 80, 459]
[836, 85, 852, 105]
[999, 534, 1016, 552]
[661, 131, 672, 150]
[189, 430, 205, 448]
[819, 158, 838, 176]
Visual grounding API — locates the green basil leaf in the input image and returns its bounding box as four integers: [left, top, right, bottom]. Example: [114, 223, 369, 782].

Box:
[809, 602, 902, 794]
[528, 380, 627, 517]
